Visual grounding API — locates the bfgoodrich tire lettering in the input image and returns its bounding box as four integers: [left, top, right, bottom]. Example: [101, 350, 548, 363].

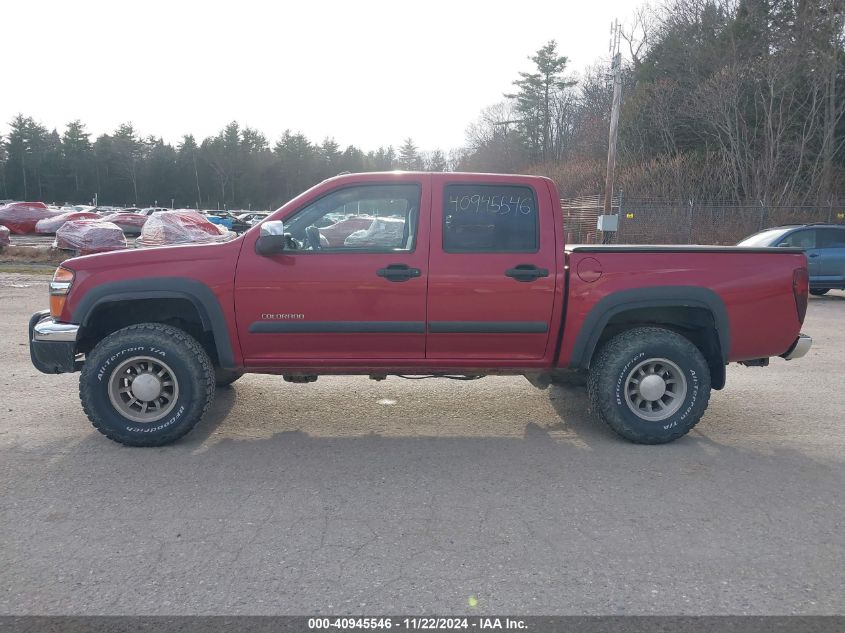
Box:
[588, 326, 712, 444]
[80, 323, 215, 446]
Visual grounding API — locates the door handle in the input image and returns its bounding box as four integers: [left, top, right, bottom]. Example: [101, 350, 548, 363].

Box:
[808, 253, 820, 258]
[505, 264, 549, 282]
[377, 263, 422, 282]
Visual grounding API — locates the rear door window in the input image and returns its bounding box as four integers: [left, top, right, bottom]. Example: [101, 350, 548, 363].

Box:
[819, 228, 845, 248]
[442, 184, 538, 252]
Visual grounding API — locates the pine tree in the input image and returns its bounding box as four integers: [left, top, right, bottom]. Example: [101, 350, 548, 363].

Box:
[62, 120, 93, 197]
[425, 149, 448, 171]
[274, 130, 318, 199]
[111, 123, 143, 205]
[399, 138, 419, 170]
[320, 137, 341, 177]
[506, 40, 574, 162]
[177, 135, 203, 208]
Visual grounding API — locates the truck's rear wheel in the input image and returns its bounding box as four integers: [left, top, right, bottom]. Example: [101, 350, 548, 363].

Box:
[80, 323, 215, 446]
[588, 326, 711, 444]
[810, 288, 830, 296]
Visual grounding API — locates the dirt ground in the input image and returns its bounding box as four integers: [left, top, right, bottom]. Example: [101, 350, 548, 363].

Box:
[1, 274, 844, 614]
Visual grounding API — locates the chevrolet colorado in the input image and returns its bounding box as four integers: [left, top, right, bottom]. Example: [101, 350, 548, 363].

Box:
[29, 172, 813, 446]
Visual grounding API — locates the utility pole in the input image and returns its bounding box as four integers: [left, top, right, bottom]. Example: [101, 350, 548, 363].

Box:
[21, 145, 28, 200]
[602, 20, 623, 243]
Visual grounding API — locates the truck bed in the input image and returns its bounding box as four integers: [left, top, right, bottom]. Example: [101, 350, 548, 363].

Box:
[566, 244, 805, 254]
[559, 245, 808, 369]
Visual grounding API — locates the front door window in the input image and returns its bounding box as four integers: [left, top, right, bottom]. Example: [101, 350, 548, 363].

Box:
[283, 184, 420, 252]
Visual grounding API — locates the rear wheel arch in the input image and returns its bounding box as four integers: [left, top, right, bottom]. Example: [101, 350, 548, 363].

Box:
[571, 287, 729, 390]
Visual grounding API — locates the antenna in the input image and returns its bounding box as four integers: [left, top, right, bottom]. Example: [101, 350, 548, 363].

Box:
[609, 19, 621, 57]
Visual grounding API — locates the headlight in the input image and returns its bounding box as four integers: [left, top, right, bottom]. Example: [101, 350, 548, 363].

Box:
[49, 266, 75, 318]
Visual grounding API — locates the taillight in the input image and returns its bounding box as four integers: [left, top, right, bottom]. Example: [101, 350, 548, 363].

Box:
[792, 267, 809, 324]
[49, 266, 75, 318]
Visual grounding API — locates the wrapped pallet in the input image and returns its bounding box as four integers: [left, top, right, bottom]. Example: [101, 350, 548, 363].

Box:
[35, 211, 101, 234]
[137, 210, 235, 246]
[54, 219, 127, 255]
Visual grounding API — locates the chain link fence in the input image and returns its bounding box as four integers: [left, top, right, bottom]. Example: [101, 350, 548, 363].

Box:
[561, 195, 619, 244]
[561, 197, 845, 245]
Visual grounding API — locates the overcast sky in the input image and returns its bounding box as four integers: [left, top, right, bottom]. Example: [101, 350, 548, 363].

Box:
[2, 0, 637, 152]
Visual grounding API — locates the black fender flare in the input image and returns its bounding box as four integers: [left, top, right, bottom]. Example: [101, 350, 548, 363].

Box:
[569, 286, 730, 372]
[71, 277, 236, 368]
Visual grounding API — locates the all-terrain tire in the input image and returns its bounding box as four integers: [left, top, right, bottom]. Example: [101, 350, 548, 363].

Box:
[80, 323, 215, 447]
[810, 288, 830, 296]
[588, 326, 711, 444]
[215, 367, 243, 387]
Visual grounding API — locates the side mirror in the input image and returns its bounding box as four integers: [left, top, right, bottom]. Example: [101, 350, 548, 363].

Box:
[777, 241, 790, 247]
[255, 220, 286, 256]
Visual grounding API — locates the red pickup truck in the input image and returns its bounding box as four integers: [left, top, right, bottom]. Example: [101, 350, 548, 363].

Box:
[28, 172, 812, 446]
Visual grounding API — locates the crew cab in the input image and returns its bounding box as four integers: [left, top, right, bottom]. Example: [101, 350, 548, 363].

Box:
[28, 172, 813, 446]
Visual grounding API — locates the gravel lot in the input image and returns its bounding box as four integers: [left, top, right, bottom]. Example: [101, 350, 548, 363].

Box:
[1, 273, 843, 615]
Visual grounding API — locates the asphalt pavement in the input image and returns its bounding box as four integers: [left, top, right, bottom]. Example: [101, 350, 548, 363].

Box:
[1, 273, 843, 615]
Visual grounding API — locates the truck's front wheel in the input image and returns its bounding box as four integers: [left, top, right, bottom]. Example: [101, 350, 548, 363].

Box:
[80, 323, 215, 446]
[588, 327, 711, 444]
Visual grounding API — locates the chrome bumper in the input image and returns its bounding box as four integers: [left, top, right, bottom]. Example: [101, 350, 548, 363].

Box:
[32, 313, 80, 342]
[29, 310, 81, 374]
[781, 333, 813, 360]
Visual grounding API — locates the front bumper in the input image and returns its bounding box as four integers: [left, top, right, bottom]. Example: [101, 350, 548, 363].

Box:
[781, 333, 813, 360]
[29, 310, 81, 374]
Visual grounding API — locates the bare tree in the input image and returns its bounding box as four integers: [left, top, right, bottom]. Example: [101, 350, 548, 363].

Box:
[621, 3, 655, 71]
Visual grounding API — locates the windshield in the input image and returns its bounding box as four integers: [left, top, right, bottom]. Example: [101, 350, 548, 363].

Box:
[737, 228, 791, 247]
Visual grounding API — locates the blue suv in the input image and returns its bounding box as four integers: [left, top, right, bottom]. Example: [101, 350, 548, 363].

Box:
[739, 224, 845, 295]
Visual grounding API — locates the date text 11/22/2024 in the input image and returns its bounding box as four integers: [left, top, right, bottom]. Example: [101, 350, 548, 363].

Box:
[307, 616, 528, 630]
